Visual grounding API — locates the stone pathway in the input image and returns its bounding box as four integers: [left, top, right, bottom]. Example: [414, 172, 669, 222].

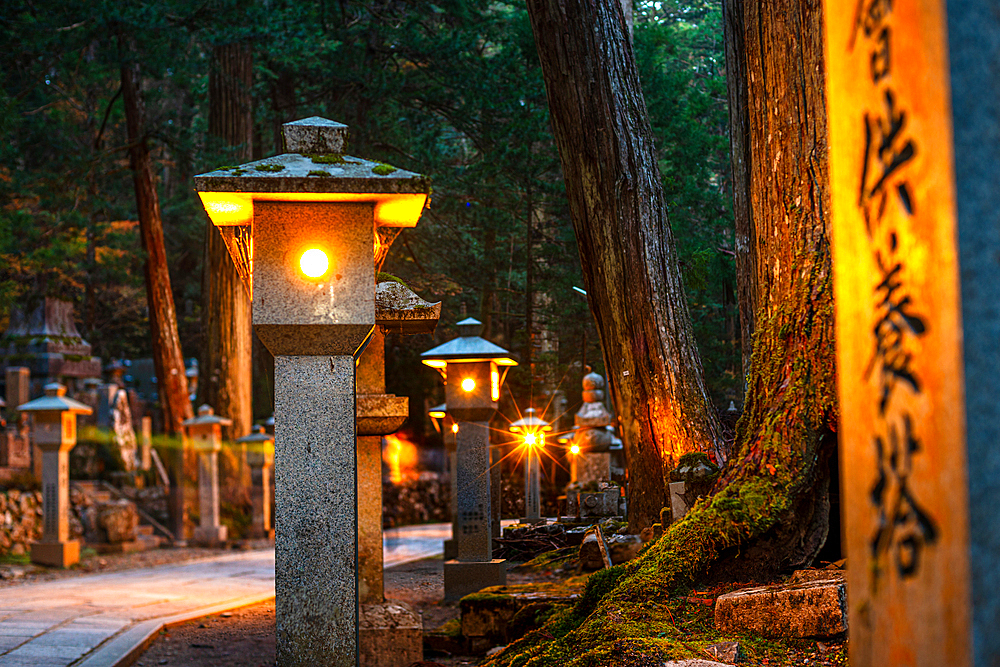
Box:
[0, 522, 466, 666]
[0, 549, 275, 667]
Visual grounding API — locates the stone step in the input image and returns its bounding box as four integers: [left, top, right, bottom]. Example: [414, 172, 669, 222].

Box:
[714, 570, 847, 639]
[460, 583, 583, 645]
[136, 524, 154, 537]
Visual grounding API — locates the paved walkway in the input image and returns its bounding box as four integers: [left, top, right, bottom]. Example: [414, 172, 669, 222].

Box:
[0, 549, 276, 667]
[0, 523, 460, 667]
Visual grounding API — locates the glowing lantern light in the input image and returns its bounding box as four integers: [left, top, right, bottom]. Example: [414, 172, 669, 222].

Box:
[451, 423, 459, 434]
[491, 365, 500, 402]
[570, 443, 580, 455]
[299, 248, 329, 278]
[524, 432, 537, 447]
[461, 377, 476, 392]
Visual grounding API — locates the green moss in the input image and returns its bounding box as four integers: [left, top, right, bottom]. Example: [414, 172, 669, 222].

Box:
[372, 163, 397, 175]
[307, 170, 330, 177]
[305, 153, 354, 165]
[375, 271, 406, 286]
[254, 163, 285, 173]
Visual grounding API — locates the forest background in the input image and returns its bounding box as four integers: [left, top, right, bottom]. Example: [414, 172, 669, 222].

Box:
[0, 0, 738, 441]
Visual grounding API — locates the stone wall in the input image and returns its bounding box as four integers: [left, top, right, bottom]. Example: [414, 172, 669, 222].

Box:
[382, 474, 451, 528]
[0, 489, 86, 557]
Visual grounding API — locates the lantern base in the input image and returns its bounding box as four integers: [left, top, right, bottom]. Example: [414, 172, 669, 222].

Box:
[193, 525, 228, 545]
[359, 601, 423, 667]
[31, 539, 79, 568]
[443, 559, 506, 601]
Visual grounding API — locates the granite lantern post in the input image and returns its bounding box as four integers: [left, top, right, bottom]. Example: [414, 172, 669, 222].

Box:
[195, 117, 430, 667]
[429, 403, 460, 559]
[18, 383, 92, 567]
[183, 405, 231, 545]
[421, 317, 517, 601]
[822, 3, 1000, 664]
[355, 280, 440, 667]
[509, 408, 552, 525]
[237, 425, 275, 540]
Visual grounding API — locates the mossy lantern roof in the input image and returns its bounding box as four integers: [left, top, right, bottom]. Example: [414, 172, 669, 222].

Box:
[420, 318, 518, 368]
[194, 117, 431, 230]
[236, 425, 275, 444]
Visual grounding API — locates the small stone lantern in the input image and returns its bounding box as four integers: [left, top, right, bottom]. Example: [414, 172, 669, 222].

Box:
[195, 117, 430, 666]
[421, 317, 517, 600]
[237, 425, 275, 540]
[509, 408, 553, 524]
[183, 404, 232, 545]
[18, 383, 93, 567]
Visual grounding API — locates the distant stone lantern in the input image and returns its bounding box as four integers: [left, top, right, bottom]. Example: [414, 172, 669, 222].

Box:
[18, 383, 93, 567]
[236, 425, 275, 540]
[421, 317, 517, 600]
[508, 408, 553, 525]
[183, 404, 232, 545]
[195, 117, 430, 666]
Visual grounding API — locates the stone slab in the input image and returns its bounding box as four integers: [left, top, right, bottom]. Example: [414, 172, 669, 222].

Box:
[460, 583, 582, 643]
[443, 559, 506, 602]
[714, 578, 847, 639]
[359, 601, 422, 667]
[192, 525, 227, 545]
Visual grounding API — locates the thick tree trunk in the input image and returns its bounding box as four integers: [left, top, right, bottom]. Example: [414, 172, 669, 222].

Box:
[525, 0, 723, 531]
[202, 41, 253, 441]
[119, 35, 193, 544]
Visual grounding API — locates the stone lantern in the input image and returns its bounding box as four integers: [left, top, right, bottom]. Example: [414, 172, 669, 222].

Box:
[236, 425, 275, 540]
[429, 403, 460, 559]
[195, 117, 430, 666]
[421, 317, 517, 600]
[508, 408, 553, 525]
[183, 404, 232, 545]
[18, 383, 93, 567]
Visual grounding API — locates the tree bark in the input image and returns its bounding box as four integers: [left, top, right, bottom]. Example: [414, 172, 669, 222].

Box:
[202, 41, 253, 441]
[118, 40, 193, 436]
[119, 34, 193, 544]
[484, 2, 839, 663]
[525, 0, 724, 531]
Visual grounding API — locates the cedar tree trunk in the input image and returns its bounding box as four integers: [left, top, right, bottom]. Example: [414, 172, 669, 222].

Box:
[202, 41, 254, 441]
[119, 35, 193, 543]
[485, 1, 838, 663]
[525, 0, 723, 531]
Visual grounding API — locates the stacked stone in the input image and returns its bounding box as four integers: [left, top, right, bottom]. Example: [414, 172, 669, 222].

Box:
[0, 490, 44, 556]
[573, 371, 614, 483]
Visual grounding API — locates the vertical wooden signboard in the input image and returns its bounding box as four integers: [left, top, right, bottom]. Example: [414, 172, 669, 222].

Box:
[823, 1, 974, 664]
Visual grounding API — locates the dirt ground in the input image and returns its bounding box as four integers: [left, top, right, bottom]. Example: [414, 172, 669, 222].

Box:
[130, 554, 848, 667]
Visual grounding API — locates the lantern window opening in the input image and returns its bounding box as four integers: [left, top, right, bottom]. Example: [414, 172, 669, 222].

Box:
[461, 378, 476, 393]
[299, 248, 330, 279]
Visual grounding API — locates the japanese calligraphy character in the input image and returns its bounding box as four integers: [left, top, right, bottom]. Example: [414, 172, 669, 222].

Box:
[864, 235, 926, 414]
[859, 89, 916, 233]
[870, 413, 938, 580]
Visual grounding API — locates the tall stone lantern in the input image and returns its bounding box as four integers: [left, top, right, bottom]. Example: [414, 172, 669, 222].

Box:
[508, 407, 552, 524]
[18, 383, 92, 567]
[195, 117, 430, 667]
[183, 405, 232, 545]
[421, 317, 517, 600]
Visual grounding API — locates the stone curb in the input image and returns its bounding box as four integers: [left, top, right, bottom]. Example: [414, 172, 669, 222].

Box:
[75, 591, 276, 667]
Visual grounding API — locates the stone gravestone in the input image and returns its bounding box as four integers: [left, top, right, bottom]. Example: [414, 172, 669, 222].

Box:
[824, 1, 1000, 664]
[237, 426, 275, 540]
[573, 371, 613, 484]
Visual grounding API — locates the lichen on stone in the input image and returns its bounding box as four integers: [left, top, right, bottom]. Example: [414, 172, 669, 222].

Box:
[307, 170, 330, 177]
[372, 163, 397, 175]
